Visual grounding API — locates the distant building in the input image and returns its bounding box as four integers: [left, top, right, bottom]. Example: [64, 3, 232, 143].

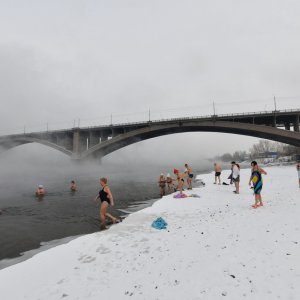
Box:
[278, 156, 293, 162]
[257, 151, 278, 159]
[293, 154, 300, 161]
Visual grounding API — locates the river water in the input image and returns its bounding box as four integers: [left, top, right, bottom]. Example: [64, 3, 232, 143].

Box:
[0, 151, 211, 264]
[0, 165, 158, 261]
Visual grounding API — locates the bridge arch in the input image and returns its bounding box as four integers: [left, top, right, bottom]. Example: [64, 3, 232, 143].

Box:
[80, 121, 300, 159]
[0, 136, 73, 157]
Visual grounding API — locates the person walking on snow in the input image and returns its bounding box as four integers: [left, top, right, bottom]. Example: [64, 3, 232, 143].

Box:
[249, 161, 267, 208]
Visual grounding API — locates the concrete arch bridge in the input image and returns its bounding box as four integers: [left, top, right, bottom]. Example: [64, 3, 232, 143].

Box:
[0, 109, 299, 160]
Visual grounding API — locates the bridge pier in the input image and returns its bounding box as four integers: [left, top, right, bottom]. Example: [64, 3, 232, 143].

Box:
[294, 115, 299, 132]
[72, 129, 88, 157]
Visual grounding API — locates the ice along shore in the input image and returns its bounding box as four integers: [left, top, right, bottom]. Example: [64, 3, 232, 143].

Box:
[0, 165, 299, 300]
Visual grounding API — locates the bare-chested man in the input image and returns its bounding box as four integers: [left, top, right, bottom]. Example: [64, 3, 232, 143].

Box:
[214, 163, 222, 185]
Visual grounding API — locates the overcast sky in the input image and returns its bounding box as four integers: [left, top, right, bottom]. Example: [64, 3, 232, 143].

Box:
[0, 0, 299, 161]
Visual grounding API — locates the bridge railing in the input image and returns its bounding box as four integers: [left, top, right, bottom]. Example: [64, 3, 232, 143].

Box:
[82, 108, 300, 129]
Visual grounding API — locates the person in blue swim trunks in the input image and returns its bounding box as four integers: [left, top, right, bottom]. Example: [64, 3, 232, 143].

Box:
[249, 161, 267, 209]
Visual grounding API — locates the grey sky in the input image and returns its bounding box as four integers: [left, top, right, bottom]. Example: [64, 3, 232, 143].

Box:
[0, 0, 299, 160]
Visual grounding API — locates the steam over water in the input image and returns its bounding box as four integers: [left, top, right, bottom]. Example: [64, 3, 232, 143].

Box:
[0, 145, 211, 262]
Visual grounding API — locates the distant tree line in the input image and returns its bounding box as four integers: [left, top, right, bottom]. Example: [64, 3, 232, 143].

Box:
[214, 140, 300, 162]
[217, 151, 248, 163]
[249, 140, 299, 158]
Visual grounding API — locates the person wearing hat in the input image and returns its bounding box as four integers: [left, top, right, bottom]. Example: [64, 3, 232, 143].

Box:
[158, 173, 166, 197]
[36, 185, 45, 197]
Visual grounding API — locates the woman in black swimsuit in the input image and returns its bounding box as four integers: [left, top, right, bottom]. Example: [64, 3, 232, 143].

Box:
[94, 177, 118, 228]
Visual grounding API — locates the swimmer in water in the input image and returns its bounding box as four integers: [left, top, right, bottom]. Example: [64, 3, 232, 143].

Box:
[70, 180, 77, 192]
[36, 185, 45, 197]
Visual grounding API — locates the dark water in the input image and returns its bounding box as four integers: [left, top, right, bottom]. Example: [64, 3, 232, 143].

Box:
[0, 146, 211, 264]
[0, 168, 160, 261]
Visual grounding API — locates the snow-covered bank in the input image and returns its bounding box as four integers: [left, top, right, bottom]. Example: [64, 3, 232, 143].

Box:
[0, 234, 84, 271]
[0, 166, 299, 300]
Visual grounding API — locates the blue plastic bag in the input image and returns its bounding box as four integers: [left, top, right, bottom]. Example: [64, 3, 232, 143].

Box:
[151, 217, 168, 230]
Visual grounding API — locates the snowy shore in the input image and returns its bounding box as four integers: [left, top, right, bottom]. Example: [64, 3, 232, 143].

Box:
[0, 166, 299, 300]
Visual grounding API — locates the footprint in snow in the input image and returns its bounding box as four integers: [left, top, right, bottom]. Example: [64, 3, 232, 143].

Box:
[82, 256, 96, 263]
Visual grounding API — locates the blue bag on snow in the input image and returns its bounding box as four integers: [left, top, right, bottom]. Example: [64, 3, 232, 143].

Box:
[151, 217, 168, 230]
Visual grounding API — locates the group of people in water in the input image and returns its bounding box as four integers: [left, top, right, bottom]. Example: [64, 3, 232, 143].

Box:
[158, 164, 194, 197]
[35, 181, 77, 197]
[35, 178, 119, 229]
